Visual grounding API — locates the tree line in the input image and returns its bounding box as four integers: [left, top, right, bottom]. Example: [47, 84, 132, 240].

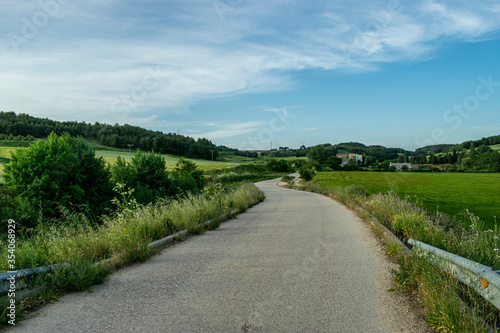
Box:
[415, 135, 500, 155]
[409, 144, 500, 172]
[0, 111, 218, 160]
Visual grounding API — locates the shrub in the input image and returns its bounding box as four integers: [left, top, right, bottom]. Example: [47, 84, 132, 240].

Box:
[4, 132, 113, 225]
[299, 164, 315, 181]
[266, 159, 291, 172]
[111, 150, 170, 204]
[171, 158, 206, 193]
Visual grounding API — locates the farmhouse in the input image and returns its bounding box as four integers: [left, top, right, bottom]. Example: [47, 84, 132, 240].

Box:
[349, 154, 363, 163]
[390, 162, 419, 171]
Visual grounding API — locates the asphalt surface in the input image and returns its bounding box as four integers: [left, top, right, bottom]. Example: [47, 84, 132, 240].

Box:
[5, 179, 429, 332]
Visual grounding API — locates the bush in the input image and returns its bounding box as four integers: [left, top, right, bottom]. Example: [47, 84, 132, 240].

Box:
[299, 164, 315, 181]
[111, 150, 171, 204]
[171, 158, 205, 193]
[266, 159, 291, 172]
[4, 132, 113, 225]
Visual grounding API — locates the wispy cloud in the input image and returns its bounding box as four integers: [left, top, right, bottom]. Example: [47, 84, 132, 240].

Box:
[1, 0, 500, 132]
[194, 121, 267, 140]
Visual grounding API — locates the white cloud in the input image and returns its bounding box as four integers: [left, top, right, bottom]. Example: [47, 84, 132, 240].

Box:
[194, 121, 267, 140]
[1, 0, 500, 129]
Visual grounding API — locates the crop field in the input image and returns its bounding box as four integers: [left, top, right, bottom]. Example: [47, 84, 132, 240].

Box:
[315, 171, 500, 228]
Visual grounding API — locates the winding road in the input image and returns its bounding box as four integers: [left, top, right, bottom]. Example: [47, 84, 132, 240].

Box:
[6, 179, 429, 332]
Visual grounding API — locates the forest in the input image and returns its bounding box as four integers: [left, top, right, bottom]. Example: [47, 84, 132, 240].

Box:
[415, 135, 500, 155]
[0, 111, 218, 160]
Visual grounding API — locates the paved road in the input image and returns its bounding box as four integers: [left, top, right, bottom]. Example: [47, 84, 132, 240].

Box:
[6, 179, 428, 332]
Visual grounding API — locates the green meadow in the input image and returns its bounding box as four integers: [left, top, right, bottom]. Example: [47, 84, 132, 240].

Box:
[315, 171, 500, 228]
[0, 145, 234, 176]
[93, 149, 233, 170]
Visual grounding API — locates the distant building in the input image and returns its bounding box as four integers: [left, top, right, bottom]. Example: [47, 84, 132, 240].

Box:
[390, 162, 419, 171]
[337, 153, 363, 166]
[349, 154, 363, 163]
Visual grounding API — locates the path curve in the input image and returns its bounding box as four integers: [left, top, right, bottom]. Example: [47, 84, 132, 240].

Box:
[5, 179, 429, 332]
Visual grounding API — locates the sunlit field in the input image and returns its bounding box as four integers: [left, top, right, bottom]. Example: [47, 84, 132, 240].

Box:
[315, 171, 500, 228]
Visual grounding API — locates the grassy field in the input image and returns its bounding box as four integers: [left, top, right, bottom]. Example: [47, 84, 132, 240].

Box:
[94, 150, 234, 170]
[0, 145, 235, 173]
[315, 171, 500, 228]
[0, 147, 22, 183]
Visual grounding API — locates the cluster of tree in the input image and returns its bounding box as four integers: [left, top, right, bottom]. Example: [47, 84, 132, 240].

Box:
[1, 132, 207, 230]
[111, 155, 206, 205]
[415, 135, 500, 155]
[461, 145, 500, 172]
[219, 141, 416, 164]
[298, 145, 344, 181]
[0, 133, 36, 141]
[409, 143, 500, 172]
[266, 158, 306, 172]
[217, 146, 259, 159]
[333, 142, 412, 161]
[269, 147, 308, 158]
[265, 142, 411, 161]
[234, 151, 258, 158]
[0, 111, 218, 160]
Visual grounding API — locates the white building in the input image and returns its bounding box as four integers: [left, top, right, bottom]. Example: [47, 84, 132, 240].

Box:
[390, 162, 419, 171]
[349, 154, 363, 163]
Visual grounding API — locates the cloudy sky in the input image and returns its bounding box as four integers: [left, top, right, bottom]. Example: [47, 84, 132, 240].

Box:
[1, 0, 500, 150]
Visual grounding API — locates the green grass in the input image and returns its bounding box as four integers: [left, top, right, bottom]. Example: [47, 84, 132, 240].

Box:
[0, 145, 234, 173]
[0, 182, 265, 272]
[491, 144, 500, 151]
[314, 171, 500, 228]
[0, 147, 18, 183]
[95, 150, 234, 170]
[0, 146, 24, 160]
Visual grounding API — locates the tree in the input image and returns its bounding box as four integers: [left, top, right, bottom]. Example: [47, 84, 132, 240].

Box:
[266, 159, 291, 172]
[307, 145, 328, 165]
[4, 132, 113, 221]
[469, 142, 476, 159]
[378, 160, 391, 171]
[298, 164, 315, 181]
[171, 158, 206, 193]
[129, 150, 171, 204]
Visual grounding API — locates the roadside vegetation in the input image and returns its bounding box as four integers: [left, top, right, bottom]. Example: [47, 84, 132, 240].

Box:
[315, 171, 499, 229]
[1, 112, 498, 329]
[284, 178, 500, 331]
[0, 181, 264, 272]
[0, 132, 268, 326]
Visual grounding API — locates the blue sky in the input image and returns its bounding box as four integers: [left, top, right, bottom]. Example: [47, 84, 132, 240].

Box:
[1, 0, 500, 150]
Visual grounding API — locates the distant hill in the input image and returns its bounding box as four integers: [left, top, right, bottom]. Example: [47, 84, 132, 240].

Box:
[415, 135, 500, 155]
[332, 142, 412, 160]
[0, 111, 218, 160]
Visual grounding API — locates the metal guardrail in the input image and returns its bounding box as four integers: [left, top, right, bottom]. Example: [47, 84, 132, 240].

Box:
[0, 263, 69, 297]
[408, 238, 500, 311]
